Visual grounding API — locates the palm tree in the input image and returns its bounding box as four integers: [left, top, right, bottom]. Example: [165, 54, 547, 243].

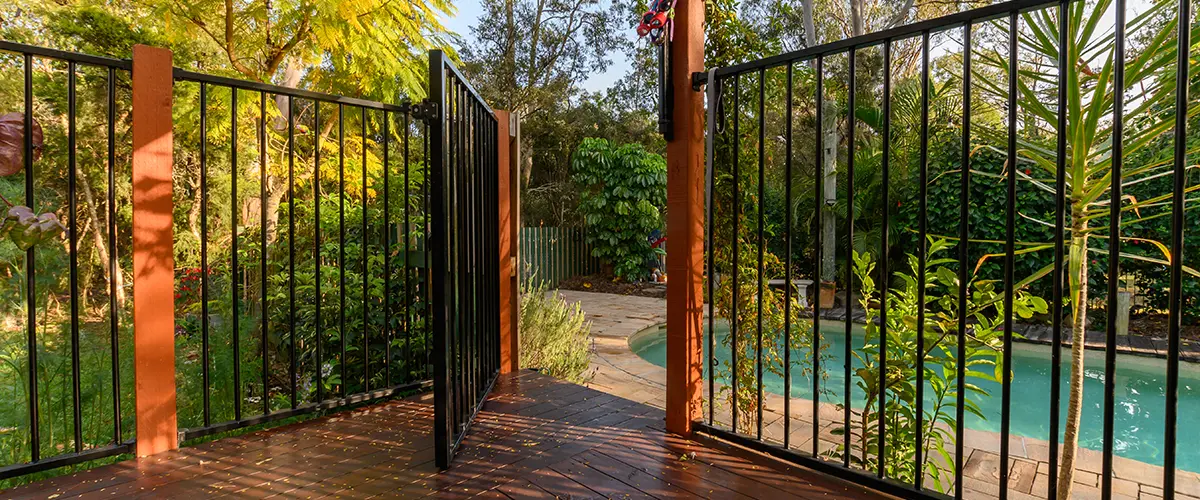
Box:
[973, 0, 1200, 496]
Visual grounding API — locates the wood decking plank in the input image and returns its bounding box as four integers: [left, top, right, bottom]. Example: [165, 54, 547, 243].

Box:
[0, 371, 887, 500]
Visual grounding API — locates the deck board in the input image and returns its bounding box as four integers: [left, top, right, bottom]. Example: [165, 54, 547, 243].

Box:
[2, 371, 885, 499]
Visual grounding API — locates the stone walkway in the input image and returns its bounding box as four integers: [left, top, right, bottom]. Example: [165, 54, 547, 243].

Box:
[552, 289, 1200, 500]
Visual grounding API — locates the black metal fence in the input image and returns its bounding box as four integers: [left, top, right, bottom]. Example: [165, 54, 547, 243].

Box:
[699, 0, 1197, 498]
[170, 68, 434, 441]
[427, 50, 502, 469]
[0, 39, 440, 481]
[0, 41, 135, 480]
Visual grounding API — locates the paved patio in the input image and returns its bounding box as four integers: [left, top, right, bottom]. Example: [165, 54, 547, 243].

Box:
[555, 289, 1200, 500]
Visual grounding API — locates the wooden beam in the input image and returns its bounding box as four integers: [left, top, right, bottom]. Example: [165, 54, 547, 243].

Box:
[132, 44, 178, 456]
[497, 110, 520, 374]
[665, 0, 705, 436]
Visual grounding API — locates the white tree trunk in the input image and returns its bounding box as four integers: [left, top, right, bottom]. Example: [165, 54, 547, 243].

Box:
[821, 100, 838, 282]
[801, 0, 839, 285]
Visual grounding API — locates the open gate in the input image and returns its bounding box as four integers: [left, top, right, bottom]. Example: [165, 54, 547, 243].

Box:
[425, 50, 502, 468]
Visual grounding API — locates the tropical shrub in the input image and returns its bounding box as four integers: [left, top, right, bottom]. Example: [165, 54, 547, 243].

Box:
[518, 279, 593, 383]
[831, 241, 1047, 492]
[571, 138, 666, 280]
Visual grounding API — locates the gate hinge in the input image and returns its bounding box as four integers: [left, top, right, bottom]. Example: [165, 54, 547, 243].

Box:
[691, 71, 708, 92]
[411, 98, 437, 122]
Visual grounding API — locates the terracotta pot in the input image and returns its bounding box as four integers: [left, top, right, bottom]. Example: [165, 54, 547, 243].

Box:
[819, 281, 836, 309]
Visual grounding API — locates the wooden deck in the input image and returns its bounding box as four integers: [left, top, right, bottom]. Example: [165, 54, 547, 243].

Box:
[3, 371, 885, 499]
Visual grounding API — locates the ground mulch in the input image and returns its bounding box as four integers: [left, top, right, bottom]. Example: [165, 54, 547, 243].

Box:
[557, 273, 667, 298]
[1129, 313, 1200, 341]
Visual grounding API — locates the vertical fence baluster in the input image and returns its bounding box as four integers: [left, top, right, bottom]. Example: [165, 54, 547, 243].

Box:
[201, 82, 211, 427]
[67, 61, 82, 454]
[843, 48, 855, 469]
[1165, 0, 1190, 492]
[445, 85, 454, 429]
[465, 99, 475, 402]
[289, 95, 297, 409]
[783, 62, 793, 450]
[1000, 13, 1018, 500]
[1103, 1, 1127, 496]
[878, 40, 891, 478]
[731, 73, 740, 435]
[200, 82, 211, 426]
[315, 102, 323, 404]
[340, 103, 347, 398]
[1050, 4, 1067, 496]
[384, 110, 392, 388]
[956, 24, 972, 499]
[405, 110, 413, 385]
[812, 55, 823, 458]
[107, 66, 121, 444]
[450, 83, 460, 434]
[755, 68, 766, 441]
[915, 31, 929, 489]
[706, 72, 717, 427]
[232, 88, 242, 420]
[260, 91, 269, 417]
[425, 119, 433, 380]
[430, 52, 450, 468]
[362, 107, 370, 392]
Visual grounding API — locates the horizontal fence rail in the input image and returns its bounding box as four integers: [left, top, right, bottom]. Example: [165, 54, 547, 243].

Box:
[170, 70, 434, 441]
[700, 0, 1197, 499]
[0, 40, 441, 483]
[519, 226, 601, 286]
[0, 41, 136, 481]
[428, 50, 502, 469]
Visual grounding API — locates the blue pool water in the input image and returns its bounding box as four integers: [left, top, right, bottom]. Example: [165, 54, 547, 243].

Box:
[629, 322, 1200, 472]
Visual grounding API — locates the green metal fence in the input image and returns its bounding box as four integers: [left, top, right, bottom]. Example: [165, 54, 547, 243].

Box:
[519, 226, 601, 286]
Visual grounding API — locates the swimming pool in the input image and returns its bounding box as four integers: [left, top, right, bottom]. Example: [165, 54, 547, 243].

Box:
[629, 321, 1200, 472]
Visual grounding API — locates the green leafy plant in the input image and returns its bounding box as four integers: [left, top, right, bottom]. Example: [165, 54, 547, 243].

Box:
[571, 138, 666, 281]
[518, 279, 593, 384]
[830, 241, 1046, 492]
[970, 1, 1200, 494]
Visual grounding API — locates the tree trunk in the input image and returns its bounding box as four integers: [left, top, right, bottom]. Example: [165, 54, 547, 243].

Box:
[851, 0, 865, 36]
[821, 100, 838, 281]
[800, 0, 817, 47]
[79, 165, 127, 308]
[264, 180, 287, 246]
[1056, 210, 1089, 500]
[801, 0, 839, 285]
[187, 180, 203, 245]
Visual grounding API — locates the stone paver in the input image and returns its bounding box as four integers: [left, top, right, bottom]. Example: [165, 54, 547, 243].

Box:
[553, 289, 1200, 499]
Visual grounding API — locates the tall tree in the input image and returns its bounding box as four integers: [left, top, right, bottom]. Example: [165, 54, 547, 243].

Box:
[461, 0, 624, 225]
[462, 0, 620, 115]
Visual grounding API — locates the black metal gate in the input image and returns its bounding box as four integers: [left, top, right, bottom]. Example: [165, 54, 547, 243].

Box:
[698, 0, 1195, 498]
[426, 50, 502, 469]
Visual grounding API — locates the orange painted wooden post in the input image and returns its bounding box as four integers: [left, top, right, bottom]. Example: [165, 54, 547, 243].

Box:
[665, 0, 705, 436]
[497, 110, 520, 374]
[132, 44, 179, 456]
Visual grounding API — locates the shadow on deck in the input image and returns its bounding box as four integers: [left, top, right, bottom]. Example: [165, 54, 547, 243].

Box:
[3, 371, 885, 499]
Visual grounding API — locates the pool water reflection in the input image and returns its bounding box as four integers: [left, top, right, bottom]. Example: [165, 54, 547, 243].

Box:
[629, 322, 1200, 472]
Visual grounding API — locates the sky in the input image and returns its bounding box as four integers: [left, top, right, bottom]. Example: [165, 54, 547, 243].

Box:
[442, 0, 637, 93]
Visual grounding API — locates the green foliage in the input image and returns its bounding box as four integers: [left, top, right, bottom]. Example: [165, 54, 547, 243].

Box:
[517, 94, 663, 227]
[518, 280, 593, 384]
[830, 241, 1046, 492]
[571, 138, 666, 281]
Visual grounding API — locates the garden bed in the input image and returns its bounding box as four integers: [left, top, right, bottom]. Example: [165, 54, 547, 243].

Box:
[557, 273, 666, 298]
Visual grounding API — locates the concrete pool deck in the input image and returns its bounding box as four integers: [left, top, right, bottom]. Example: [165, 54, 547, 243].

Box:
[553, 289, 1200, 500]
